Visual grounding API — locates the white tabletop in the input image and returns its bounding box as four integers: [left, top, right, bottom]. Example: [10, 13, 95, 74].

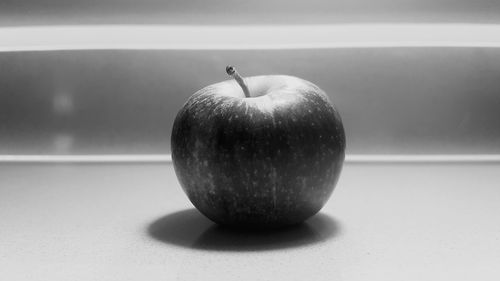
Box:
[1, 162, 499, 281]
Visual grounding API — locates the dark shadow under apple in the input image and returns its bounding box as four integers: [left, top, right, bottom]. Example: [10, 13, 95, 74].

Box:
[147, 208, 341, 251]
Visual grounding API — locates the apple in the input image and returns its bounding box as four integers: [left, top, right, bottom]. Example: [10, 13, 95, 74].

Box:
[171, 66, 345, 228]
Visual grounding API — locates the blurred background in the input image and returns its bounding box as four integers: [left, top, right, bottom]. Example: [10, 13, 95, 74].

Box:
[1, 0, 500, 156]
[4, 4, 500, 281]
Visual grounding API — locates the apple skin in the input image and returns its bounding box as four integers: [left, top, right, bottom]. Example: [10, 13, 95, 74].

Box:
[171, 75, 345, 228]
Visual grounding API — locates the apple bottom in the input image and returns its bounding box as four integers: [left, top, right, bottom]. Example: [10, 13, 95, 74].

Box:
[172, 106, 345, 229]
[174, 155, 343, 228]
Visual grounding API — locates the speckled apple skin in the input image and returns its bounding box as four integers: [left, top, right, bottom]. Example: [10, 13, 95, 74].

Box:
[171, 76, 345, 228]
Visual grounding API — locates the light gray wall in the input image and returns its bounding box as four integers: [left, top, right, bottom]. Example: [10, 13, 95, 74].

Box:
[0, 0, 500, 26]
[1, 48, 499, 155]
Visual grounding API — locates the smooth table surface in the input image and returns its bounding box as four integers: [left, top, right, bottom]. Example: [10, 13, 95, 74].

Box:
[1, 162, 499, 280]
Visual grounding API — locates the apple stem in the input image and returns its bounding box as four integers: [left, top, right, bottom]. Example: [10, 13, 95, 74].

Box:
[226, 65, 250, 98]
